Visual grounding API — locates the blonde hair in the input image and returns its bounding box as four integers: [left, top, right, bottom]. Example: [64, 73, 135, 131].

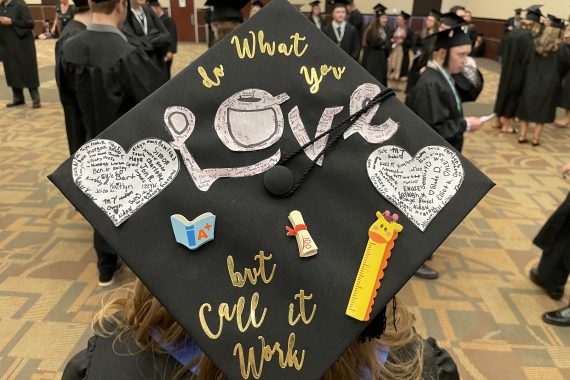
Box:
[211, 20, 241, 44]
[536, 26, 563, 56]
[95, 279, 424, 380]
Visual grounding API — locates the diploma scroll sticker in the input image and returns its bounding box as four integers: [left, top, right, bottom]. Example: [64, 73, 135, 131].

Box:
[286, 210, 318, 258]
[346, 211, 403, 322]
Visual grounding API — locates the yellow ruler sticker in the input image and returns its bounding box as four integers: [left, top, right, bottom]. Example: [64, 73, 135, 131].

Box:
[346, 211, 403, 322]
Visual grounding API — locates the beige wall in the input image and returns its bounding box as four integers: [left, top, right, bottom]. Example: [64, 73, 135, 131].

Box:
[441, 0, 569, 20]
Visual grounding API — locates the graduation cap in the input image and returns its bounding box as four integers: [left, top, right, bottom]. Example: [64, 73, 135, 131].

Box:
[205, 0, 250, 22]
[440, 12, 466, 28]
[429, 24, 472, 50]
[147, 0, 161, 7]
[373, 3, 387, 15]
[429, 9, 442, 21]
[330, 0, 348, 9]
[399, 10, 410, 20]
[548, 14, 565, 29]
[309, 0, 320, 6]
[514, 8, 523, 14]
[525, 4, 543, 23]
[49, 0, 493, 378]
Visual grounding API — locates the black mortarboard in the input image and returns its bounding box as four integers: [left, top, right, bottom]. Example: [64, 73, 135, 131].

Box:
[330, 0, 348, 9]
[252, 0, 264, 8]
[429, 9, 441, 21]
[373, 3, 387, 15]
[49, 0, 493, 379]
[205, 0, 250, 22]
[147, 0, 160, 7]
[309, 0, 320, 6]
[400, 10, 410, 20]
[429, 24, 472, 49]
[440, 12, 466, 28]
[548, 15, 565, 29]
[525, 4, 543, 22]
[514, 8, 523, 13]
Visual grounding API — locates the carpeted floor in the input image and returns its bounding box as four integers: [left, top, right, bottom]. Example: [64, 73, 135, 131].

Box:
[1, 40, 569, 380]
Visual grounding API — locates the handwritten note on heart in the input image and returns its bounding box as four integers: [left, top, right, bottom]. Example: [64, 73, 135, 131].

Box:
[72, 139, 179, 226]
[367, 146, 464, 231]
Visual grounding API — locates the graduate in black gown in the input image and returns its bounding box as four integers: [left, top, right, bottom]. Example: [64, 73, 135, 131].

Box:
[55, 0, 91, 154]
[60, 0, 163, 286]
[530, 161, 570, 326]
[148, 0, 178, 80]
[504, 8, 523, 35]
[493, 6, 540, 134]
[361, 3, 390, 86]
[406, 25, 483, 152]
[346, 0, 363, 42]
[323, 0, 360, 60]
[516, 22, 567, 146]
[307, 0, 325, 31]
[0, 0, 41, 108]
[406, 10, 442, 95]
[555, 26, 570, 127]
[121, 0, 170, 83]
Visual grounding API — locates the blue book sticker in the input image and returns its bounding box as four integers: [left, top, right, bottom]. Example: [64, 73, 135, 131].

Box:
[171, 213, 216, 250]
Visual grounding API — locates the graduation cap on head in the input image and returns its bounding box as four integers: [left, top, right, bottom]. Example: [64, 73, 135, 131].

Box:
[548, 14, 565, 29]
[330, 0, 348, 9]
[429, 9, 442, 21]
[429, 24, 472, 49]
[525, 4, 543, 23]
[373, 3, 387, 15]
[309, 0, 320, 6]
[49, 0, 493, 378]
[205, 0, 250, 22]
[399, 10, 410, 20]
[514, 8, 523, 14]
[440, 12, 466, 28]
[147, 0, 161, 7]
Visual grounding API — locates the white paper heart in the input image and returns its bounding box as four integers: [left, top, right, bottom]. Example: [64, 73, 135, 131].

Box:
[366, 145, 464, 231]
[72, 138, 180, 226]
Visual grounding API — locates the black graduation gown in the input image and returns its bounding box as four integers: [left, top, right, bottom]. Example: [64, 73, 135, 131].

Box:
[307, 14, 325, 30]
[121, 5, 170, 84]
[160, 13, 177, 79]
[348, 9, 364, 41]
[516, 47, 561, 124]
[323, 22, 361, 61]
[493, 28, 533, 118]
[60, 28, 164, 142]
[361, 25, 390, 86]
[55, 19, 87, 154]
[0, 0, 39, 89]
[405, 67, 467, 152]
[533, 192, 570, 276]
[62, 330, 459, 380]
[406, 36, 433, 94]
[391, 26, 414, 78]
[558, 44, 570, 109]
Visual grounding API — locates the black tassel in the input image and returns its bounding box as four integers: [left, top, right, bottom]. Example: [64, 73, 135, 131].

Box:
[358, 306, 387, 342]
[358, 297, 398, 342]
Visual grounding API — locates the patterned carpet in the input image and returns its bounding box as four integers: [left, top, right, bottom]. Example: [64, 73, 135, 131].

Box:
[1, 40, 569, 380]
